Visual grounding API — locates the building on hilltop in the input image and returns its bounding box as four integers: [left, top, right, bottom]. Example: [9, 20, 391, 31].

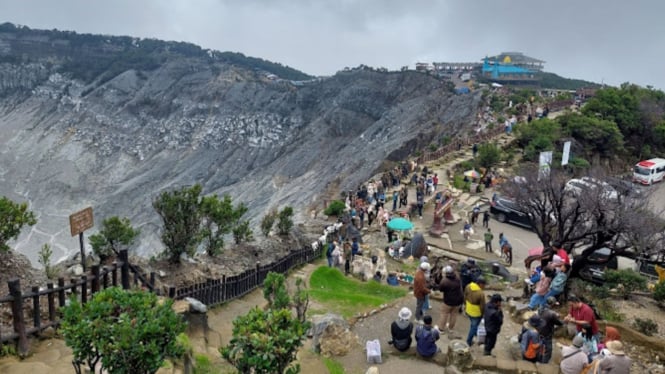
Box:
[481, 52, 545, 83]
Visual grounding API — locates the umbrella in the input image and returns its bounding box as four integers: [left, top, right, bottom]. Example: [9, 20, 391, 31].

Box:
[528, 246, 544, 256]
[464, 170, 481, 178]
[386, 217, 414, 231]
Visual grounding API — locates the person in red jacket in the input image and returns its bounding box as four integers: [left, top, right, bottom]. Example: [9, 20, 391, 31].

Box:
[413, 262, 431, 321]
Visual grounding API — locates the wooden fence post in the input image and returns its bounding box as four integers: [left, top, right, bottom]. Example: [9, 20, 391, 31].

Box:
[119, 250, 130, 290]
[47, 282, 56, 323]
[168, 286, 176, 299]
[8, 279, 29, 356]
[255, 262, 260, 287]
[80, 275, 88, 303]
[91, 265, 100, 294]
[150, 272, 156, 291]
[57, 278, 66, 307]
[31, 286, 41, 334]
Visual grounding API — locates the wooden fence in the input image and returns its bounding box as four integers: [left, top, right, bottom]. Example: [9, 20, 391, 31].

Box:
[0, 245, 322, 355]
[416, 124, 508, 164]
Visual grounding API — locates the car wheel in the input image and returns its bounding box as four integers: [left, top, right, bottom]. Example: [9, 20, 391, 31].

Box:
[579, 267, 594, 282]
[497, 213, 507, 223]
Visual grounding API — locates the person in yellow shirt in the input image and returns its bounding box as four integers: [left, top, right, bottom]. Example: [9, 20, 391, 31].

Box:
[464, 276, 487, 346]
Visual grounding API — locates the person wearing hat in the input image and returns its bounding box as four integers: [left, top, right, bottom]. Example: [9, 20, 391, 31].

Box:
[438, 265, 464, 335]
[420, 256, 432, 312]
[414, 262, 432, 321]
[464, 276, 487, 346]
[482, 294, 504, 356]
[598, 340, 631, 373]
[537, 296, 564, 363]
[389, 307, 414, 352]
[520, 314, 543, 362]
[559, 335, 589, 374]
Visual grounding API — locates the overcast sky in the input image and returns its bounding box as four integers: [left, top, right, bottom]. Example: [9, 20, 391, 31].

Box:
[2, 0, 664, 89]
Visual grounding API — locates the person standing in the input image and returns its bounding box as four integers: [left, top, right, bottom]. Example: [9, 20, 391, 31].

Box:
[538, 297, 564, 363]
[326, 241, 336, 267]
[482, 210, 490, 228]
[342, 240, 352, 275]
[433, 173, 439, 190]
[464, 276, 487, 346]
[416, 190, 425, 219]
[392, 190, 399, 211]
[414, 262, 431, 321]
[438, 266, 464, 336]
[484, 228, 494, 253]
[389, 307, 414, 352]
[420, 256, 431, 312]
[472, 143, 478, 158]
[564, 295, 599, 340]
[483, 294, 504, 356]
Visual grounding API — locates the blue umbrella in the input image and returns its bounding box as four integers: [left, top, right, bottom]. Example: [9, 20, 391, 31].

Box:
[387, 217, 414, 231]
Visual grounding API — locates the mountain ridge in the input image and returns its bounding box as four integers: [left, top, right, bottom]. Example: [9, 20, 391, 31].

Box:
[0, 24, 481, 266]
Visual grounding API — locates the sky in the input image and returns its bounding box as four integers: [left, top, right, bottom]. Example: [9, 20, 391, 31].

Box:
[1, 0, 664, 89]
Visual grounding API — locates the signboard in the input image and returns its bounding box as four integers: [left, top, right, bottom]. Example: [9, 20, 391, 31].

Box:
[69, 207, 94, 236]
[562, 141, 571, 166]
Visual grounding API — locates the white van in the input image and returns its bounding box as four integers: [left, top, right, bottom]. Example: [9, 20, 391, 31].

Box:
[633, 158, 665, 185]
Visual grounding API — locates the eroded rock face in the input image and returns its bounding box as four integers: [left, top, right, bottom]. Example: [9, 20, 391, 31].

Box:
[0, 25, 481, 266]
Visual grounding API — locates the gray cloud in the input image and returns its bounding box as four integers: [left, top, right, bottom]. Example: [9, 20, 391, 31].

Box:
[1, 0, 663, 89]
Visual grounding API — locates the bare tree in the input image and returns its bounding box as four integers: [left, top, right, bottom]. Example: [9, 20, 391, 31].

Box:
[500, 164, 665, 278]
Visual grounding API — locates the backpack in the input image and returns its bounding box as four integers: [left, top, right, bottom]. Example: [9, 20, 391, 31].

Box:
[523, 333, 542, 361]
[587, 301, 602, 320]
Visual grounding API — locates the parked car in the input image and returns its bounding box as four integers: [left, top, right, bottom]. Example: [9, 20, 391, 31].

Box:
[576, 247, 619, 285]
[565, 177, 618, 201]
[489, 195, 533, 229]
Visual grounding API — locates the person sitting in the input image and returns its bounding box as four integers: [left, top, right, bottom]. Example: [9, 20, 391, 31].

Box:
[597, 340, 631, 373]
[528, 268, 554, 310]
[373, 271, 382, 282]
[559, 335, 588, 374]
[415, 315, 440, 358]
[389, 307, 414, 352]
[386, 272, 399, 286]
[577, 323, 599, 362]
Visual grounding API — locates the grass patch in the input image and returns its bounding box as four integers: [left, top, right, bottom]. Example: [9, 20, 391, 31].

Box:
[323, 357, 345, 374]
[309, 266, 408, 318]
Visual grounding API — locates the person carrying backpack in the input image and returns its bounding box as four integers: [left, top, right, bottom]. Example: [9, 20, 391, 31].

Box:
[521, 315, 543, 363]
[415, 315, 440, 357]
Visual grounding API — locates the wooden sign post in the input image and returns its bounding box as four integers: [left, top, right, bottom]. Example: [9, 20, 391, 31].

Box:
[69, 207, 94, 272]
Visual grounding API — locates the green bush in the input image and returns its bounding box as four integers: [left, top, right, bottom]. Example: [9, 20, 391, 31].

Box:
[632, 318, 658, 336]
[603, 269, 648, 299]
[60, 287, 185, 374]
[596, 299, 625, 322]
[260, 211, 277, 236]
[654, 281, 665, 302]
[324, 200, 346, 216]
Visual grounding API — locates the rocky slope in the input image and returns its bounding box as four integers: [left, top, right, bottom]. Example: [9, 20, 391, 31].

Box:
[0, 23, 481, 265]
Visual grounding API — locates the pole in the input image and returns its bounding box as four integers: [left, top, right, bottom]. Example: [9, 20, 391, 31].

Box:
[79, 232, 87, 272]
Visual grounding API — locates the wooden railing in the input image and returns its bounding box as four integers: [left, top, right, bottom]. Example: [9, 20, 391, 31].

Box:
[417, 124, 508, 164]
[1, 245, 322, 355]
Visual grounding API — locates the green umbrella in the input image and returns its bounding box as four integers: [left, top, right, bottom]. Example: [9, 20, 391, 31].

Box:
[386, 217, 414, 231]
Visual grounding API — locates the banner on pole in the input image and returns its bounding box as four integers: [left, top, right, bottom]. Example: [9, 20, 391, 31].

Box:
[562, 141, 571, 166]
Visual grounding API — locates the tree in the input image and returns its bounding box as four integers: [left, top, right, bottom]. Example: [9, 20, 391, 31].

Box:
[501, 165, 663, 279]
[0, 196, 37, 252]
[38, 243, 56, 279]
[89, 216, 140, 261]
[153, 185, 203, 263]
[199, 194, 236, 256]
[557, 113, 624, 158]
[277, 206, 294, 235]
[60, 287, 185, 374]
[232, 219, 254, 244]
[476, 143, 502, 176]
[222, 271, 310, 374]
[260, 210, 277, 236]
[221, 307, 307, 374]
